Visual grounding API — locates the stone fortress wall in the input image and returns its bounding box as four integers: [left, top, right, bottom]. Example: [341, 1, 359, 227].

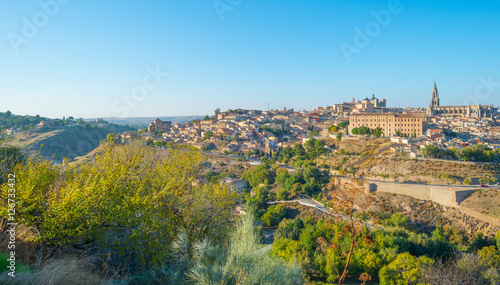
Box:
[365, 181, 479, 207]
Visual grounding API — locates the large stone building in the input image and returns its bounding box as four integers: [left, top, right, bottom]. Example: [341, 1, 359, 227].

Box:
[148, 118, 172, 132]
[427, 82, 495, 118]
[332, 94, 387, 114]
[349, 112, 428, 137]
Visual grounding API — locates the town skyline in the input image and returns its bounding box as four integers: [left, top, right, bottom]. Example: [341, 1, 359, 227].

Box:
[3, 79, 498, 120]
[2, 1, 500, 118]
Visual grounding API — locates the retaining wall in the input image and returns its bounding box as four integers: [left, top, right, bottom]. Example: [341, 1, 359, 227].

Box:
[369, 181, 478, 207]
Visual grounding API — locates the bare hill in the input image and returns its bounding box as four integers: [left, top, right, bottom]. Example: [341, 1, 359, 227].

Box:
[4, 124, 134, 163]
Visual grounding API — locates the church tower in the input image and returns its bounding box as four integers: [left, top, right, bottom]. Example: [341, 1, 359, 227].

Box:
[427, 81, 440, 116]
[430, 81, 440, 109]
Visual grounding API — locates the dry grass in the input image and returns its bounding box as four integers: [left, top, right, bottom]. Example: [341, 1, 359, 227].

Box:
[0, 257, 126, 285]
[320, 138, 500, 179]
[0, 218, 39, 265]
[332, 156, 499, 179]
[335, 138, 391, 154]
[461, 189, 500, 219]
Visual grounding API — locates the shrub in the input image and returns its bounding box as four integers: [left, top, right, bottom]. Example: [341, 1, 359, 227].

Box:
[187, 213, 303, 284]
[478, 246, 500, 269]
[379, 253, 434, 285]
[0, 143, 238, 273]
[277, 188, 291, 200]
[261, 204, 287, 227]
[421, 253, 500, 285]
[382, 213, 409, 229]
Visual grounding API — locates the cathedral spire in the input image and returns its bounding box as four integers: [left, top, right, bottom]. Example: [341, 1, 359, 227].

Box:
[430, 81, 439, 111]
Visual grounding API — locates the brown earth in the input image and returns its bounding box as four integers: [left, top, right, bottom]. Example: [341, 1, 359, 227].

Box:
[328, 138, 392, 154]
[367, 192, 500, 237]
[283, 203, 330, 223]
[460, 189, 500, 219]
[320, 155, 500, 180]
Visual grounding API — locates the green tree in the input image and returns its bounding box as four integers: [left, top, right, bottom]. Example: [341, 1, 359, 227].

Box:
[336, 132, 342, 141]
[261, 204, 287, 227]
[373, 127, 383, 138]
[203, 131, 214, 140]
[0, 146, 25, 183]
[379, 253, 434, 285]
[469, 232, 491, 252]
[275, 218, 305, 241]
[276, 188, 291, 200]
[329, 125, 339, 133]
[352, 126, 371, 136]
[293, 144, 306, 157]
[421, 145, 443, 157]
[382, 213, 409, 229]
[308, 131, 319, 137]
[241, 165, 276, 188]
[106, 133, 117, 143]
[339, 121, 349, 129]
[272, 238, 304, 262]
[477, 246, 500, 269]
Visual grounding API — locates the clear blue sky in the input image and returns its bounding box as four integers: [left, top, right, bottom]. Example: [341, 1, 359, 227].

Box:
[1, 0, 499, 119]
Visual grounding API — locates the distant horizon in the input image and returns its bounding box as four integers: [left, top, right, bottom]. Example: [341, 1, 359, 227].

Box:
[2, 90, 498, 121]
[2, 1, 500, 118]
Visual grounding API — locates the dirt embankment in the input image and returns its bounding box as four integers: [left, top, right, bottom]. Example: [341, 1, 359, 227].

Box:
[359, 157, 499, 178]
[320, 155, 499, 180]
[327, 138, 392, 154]
[460, 189, 500, 219]
[320, 137, 500, 180]
[368, 192, 500, 237]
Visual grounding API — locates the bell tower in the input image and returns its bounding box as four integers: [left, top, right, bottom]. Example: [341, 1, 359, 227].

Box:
[427, 81, 440, 116]
[430, 81, 439, 109]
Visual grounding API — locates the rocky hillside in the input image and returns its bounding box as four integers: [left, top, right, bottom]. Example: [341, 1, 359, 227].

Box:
[319, 137, 500, 180]
[368, 192, 500, 237]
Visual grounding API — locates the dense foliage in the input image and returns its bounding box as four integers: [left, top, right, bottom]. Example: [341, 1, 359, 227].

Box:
[241, 164, 276, 188]
[0, 146, 25, 183]
[261, 204, 287, 227]
[421, 143, 499, 162]
[259, 125, 291, 137]
[275, 166, 329, 198]
[351, 126, 383, 137]
[0, 143, 238, 273]
[338, 121, 349, 129]
[272, 211, 500, 284]
[277, 138, 327, 164]
[0, 111, 45, 131]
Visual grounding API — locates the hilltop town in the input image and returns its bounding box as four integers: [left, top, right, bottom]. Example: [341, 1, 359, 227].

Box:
[121, 83, 500, 162]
